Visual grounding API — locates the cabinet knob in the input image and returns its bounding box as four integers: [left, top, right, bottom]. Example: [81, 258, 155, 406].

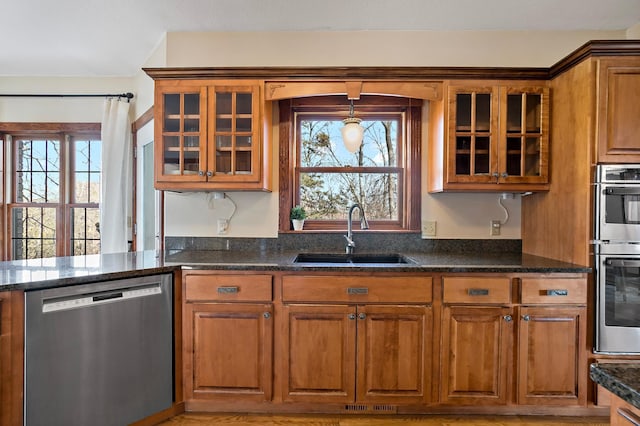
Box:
[206, 171, 213, 177]
[501, 172, 508, 178]
[348, 313, 356, 320]
[522, 315, 531, 321]
[503, 315, 513, 322]
[198, 170, 205, 176]
[358, 313, 367, 320]
[492, 172, 499, 178]
[263, 312, 271, 319]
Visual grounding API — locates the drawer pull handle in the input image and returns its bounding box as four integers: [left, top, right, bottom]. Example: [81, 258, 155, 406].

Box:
[618, 408, 640, 426]
[467, 288, 489, 296]
[217, 286, 239, 294]
[348, 287, 369, 295]
[545, 289, 568, 296]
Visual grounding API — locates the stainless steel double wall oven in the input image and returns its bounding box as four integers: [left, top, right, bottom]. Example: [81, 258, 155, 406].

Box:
[594, 164, 640, 353]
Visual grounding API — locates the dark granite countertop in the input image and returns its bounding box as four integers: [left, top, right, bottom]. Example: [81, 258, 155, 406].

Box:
[590, 363, 640, 410]
[0, 251, 179, 291]
[167, 249, 590, 273]
[0, 249, 589, 292]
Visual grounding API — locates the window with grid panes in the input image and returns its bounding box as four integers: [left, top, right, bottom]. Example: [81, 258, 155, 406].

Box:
[8, 132, 101, 259]
[280, 96, 422, 231]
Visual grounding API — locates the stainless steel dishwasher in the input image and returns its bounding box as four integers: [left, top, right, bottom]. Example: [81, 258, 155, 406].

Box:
[25, 273, 174, 426]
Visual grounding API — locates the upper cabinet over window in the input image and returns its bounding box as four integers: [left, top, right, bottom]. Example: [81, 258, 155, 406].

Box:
[151, 79, 271, 191]
[428, 81, 550, 192]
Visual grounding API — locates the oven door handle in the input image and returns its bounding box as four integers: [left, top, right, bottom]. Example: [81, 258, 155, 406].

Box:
[605, 187, 640, 195]
[606, 258, 640, 267]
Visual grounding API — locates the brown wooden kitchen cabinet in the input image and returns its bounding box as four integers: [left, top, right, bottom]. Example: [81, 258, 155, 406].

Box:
[0, 291, 23, 426]
[280, 275, 433, 407]
[152, 78, 271, 191]
[609, 392, 640, 426]
[439, 275, 588, 407]
[429, 81, 549, 192]
[517, 277, 587, 406]
[440, 277, 513, 405]
[596, 57, 640, 163]
[182, 272, 274, 406]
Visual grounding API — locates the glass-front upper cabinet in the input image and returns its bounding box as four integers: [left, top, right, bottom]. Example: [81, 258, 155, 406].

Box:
[444, 83, 549, 190]
[153, 79, 268, 191]
[210, 86, 259, 178]
[157, 86, 206, 180]
[449, 86, 499, 184]
[500, 86, 549, 184]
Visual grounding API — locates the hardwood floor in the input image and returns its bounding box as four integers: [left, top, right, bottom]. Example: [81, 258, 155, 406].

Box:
[160, 413, 609, 425]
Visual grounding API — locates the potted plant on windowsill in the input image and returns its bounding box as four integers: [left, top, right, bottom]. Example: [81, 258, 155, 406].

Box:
[290, 205, 307, 231]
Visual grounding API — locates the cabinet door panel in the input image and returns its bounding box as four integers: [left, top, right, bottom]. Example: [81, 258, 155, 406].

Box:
[185, 303, 273, 402]
[154, 81, 208, 183]
[282, 304, 356, 403]
[598, 58, 640, 162]
[440, 305, 512, 405]
[447, 85, 499, 184]
[357, 305, 431, 404]
[517, 306, 586, 406]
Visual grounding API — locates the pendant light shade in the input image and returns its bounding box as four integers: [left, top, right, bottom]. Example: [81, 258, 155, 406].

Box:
[341, 100, 364, 153]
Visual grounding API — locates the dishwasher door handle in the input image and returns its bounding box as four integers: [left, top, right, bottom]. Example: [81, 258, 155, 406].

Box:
[93, 292, 123, 302]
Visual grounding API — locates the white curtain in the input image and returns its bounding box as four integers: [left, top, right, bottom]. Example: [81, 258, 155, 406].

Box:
[100, 97, 132, 254]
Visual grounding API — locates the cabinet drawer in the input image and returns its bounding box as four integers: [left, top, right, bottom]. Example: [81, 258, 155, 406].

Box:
[443, 277, 511, 304]
[282, 275, 432, 303]
[520, 278, 586, 304]
[185, 274, 272, 302]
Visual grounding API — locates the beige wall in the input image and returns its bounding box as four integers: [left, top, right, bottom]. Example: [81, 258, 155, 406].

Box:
[165, 30, 625, 68]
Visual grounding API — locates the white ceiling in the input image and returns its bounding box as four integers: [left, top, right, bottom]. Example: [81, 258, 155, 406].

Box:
[2, 0, 640, 77]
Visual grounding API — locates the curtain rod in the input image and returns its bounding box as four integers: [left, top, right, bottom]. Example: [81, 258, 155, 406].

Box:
[0, 92, 134, 100]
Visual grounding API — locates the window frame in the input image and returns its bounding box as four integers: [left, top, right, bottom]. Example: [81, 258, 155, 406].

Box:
[278, 95, 422, 232]
[1, 124, 102, 259]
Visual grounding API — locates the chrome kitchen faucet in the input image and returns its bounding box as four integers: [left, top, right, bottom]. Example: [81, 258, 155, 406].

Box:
[344, 203, 369, 254]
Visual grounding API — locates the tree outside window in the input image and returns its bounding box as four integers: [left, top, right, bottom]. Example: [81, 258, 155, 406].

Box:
[9, 133, 101, 260]
[297, 116, 402, 224]
[280, 95, 422, 232]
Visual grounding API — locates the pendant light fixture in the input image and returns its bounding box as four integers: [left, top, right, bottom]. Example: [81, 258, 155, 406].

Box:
[341, 99, 364, 153]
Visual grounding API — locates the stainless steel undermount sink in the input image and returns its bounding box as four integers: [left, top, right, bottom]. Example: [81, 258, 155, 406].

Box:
[293, 253, 414, 265]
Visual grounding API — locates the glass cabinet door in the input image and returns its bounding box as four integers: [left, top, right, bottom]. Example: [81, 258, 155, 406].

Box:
[210, 85, 258, 178]
[449, 87, 498, 183]
[159, 89, 205, 179]
[500, 87, 549, 183]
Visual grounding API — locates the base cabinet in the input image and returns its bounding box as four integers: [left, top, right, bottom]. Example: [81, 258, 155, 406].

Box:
[183, 273, 274, 404]
[180, 271, 589, 413]
[440, 305, 513, 405]
[280, 275, 433, 406]
[186, 303, 273, 402]
[282, 303, 432, 405]
[610, 393, 640, 426]
[0, 291, 23, 426]
[439, 275, 588, 408]
[517, 306, 587, 406]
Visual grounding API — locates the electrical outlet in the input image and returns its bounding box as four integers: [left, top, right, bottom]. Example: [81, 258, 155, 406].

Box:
[490, 220, 501, 236]
[217, 219, 229, 235]
[423, 221, 437, 237]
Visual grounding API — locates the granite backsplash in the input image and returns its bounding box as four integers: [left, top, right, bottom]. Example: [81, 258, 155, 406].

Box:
[165, 233, 522, 254]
